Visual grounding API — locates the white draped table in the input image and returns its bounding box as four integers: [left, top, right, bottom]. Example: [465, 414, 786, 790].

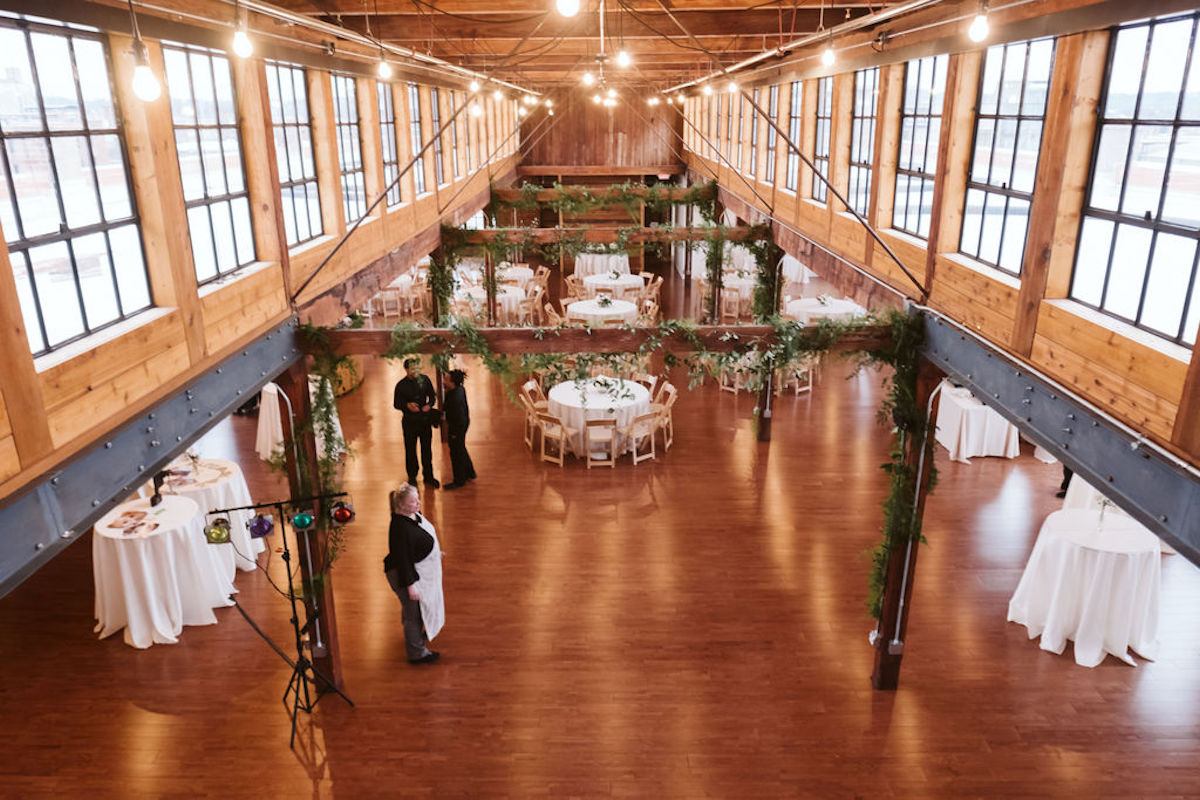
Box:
[255, 381, 345, 462]
[460, 284, 523, 321]
[566, 298, 638, 325]
[721, 275, 757, 310]
[547, 378, 652, 456]
[93, 495, 234, 648]
[583, 272, 644, 299]
[785, 297, 866, 324]
[1008, 509, 1161, 667]
[574, 252, 630, 277]
[934, 382, 1020, 463]
[497, 264, 534, 289]
[164, 458, 264, 572]
[1063, 474, 1176, 555]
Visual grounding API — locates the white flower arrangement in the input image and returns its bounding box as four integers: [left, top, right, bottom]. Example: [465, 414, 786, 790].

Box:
[817, 294, 831, 306]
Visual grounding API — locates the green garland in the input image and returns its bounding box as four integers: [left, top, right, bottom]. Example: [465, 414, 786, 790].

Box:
[493, 180, 719, 223]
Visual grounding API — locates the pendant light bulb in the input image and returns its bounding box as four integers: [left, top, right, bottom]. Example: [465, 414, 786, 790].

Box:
[517, 106, 527, 117]
[701, 83, 712, 96]
[822, 44, 836, 67]
[131, 40, 160, 102]
[726, 80, 738, 93]
[548, 108, 555, 116]
[592, 93, 601, 104]
[968, 9, 990, 43]
[469, 79, 480, 93]
[582, 71, 595, 87]
[232, 28, 253, 59]
[492, 89, 503, 101]
[556, 0, 580, 18]
[377, 59, 393, 80]
[470, 101, 483, 116]
[616, 50, 632, 68]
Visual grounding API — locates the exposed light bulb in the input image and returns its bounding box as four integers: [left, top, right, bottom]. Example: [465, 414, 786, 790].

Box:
[701, 83, 712, 96]
[822, 44, 836, 66]
[548, 108, 555, 116]
[517, 106, 527, 117]
[665, 96, 673, 104]
[232, 28, 253, 59]
[378, 59, 393, 80]
[556, 0, 580, 17]
[616, 50, 632, 68]
[544, 98, 552, 107]
[606, 87, 617, 99]
[603, 97, 616, 107]
[470, 102, 483, 116]
[592, 93, 601, 104]
[726, 80, 738, 93]
[647, 96, 660, 106]
[582, 71, 595, 87]
[469, 79, 480, 93]
[131, 41, 160, 102]
[968, 11, 990, 43]
[492, 89, 502, 101]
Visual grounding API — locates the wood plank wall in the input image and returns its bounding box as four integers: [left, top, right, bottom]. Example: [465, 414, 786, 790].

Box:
[520, 94, 683, 168]
[682, 7, 1200, 465]
[0, 20, 520, 501]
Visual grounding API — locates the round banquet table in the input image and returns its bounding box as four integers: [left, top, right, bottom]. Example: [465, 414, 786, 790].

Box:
[566, 298, 638, 325]
[164, 458, 265, 573]
[93, 494, 234, 648]
[785, 297, 866, 324]
[497, 264, 534, 289]
[721, 275, 757, 309]
[574, 252, 630, 277]
[1007, 509, 1161, 668]
[388, 273, 414, 291]
[461, 285, 523, 321]
[547, 378, 652, 456]
[583, 272, 644, 299]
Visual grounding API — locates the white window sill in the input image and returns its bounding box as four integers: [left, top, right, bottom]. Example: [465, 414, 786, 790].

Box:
[198, 261, 277, 299]
[288, 234, 336, 259]
[1044, 299, 1191, 363]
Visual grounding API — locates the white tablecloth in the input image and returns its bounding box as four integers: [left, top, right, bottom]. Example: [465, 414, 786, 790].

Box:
[93, 495, 233, 648]
[498, 264, 534, 289]
[566, 299, 638, 325]
[721, 275, 757, 306]
[1008, 509, 1161, 667]
[388, 274, 414, 291]
[583, 272, 644, 299]
[547, 378, 652, 455]
[785, 297, 866, 324]
[934, 382, 1020, 463]
[574, 253, 630, 277]
[461, 284, 523, 320]
[1063, 474, 1176, 554]
[255, 381, 345, 462]
[165, 458, 264, 572]
[781, 255, 815, 284]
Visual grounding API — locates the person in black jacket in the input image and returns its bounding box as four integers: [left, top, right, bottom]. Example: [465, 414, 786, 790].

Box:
[393, 358, 439, 488]
[442, 369, 476, 490]
[383, 483, 443, 664]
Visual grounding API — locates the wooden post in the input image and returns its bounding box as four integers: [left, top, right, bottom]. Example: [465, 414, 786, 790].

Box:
[871, 356, 943, 691]
[275, 360, 343, 693]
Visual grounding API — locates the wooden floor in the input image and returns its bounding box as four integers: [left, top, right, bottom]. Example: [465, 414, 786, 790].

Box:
[3, 340, 1200, 796]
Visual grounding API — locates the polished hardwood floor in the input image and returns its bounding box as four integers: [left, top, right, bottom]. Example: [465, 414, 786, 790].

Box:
[3, 311, 1200, 796]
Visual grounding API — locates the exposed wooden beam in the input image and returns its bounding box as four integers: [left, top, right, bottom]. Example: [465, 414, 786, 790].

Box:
[456, 226, 758, 244]
[492, 185, 711, 202]
[516, 165, 684, 176]
[314, 324, 893, 356]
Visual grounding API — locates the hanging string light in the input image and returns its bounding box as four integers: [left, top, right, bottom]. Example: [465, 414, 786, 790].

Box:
[127, 0, 160, 102]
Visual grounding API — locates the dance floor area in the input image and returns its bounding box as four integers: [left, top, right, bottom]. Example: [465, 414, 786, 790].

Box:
[2, 355, 1199, 797]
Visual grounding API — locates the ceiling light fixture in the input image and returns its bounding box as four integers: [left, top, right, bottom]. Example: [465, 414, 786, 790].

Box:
[493, 89, 503, 101]
[377, 58, 392, 80]
[126, 0, 160, 102]
[616, 50, 631, 68]
[470, 101, 483, 116]
[517, 106, 527, 117]
[231, 0, 253, 58]
[556, 0, 581, 18]
[701, 83, 712, 96]
[968, 1, 990, 43]
[726, 80, 738, 93]
[469, 79, 480, 93]
[582, 71, 595, 87]
[548, 108, 555, 115]
[606, 87, 617, 99]
[592, 93, 602, 104]
[647, 96, 659, 106]
[822, 40, 836, 66]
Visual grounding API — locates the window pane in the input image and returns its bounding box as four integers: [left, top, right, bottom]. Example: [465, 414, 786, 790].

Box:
[1141, 19, 1190, 119]
[0, 28, 38, 133]
[31, 33, 81, 131]
[1141, 232, 1195, 337]
[199, 127, 226, 196]
[1121, 124, 1170, 218]
[91, 134, 130, 220]
[212, 56, 235, 125]
[1089, 124, 1130, 211]
[1011, 119, 1042, 194]
[231, 196, 254, 264]
[961, 188, 984, 255]
[1184, 273, 1200, 344]
[188, 204, 216, 282]
[176, 129, 204, 199]
[164, 47, 194, 123]
[211, 199, 237, 274]
[978, 45, 1003, 115]
[74, 38, 114, 128]
[999, 197, 1029, 272]
[50, 135, 100, 228]
[6, 138, 58, 238]
[979, 192, 1006, 265]
[971, 119, 995, 182]
[29, 240, 83, 346]
[75, 230, 118, 328]
[1104, 223, 1153, 319]
[11, 254, 46, 352]
[189, 51, 217, 124]
[1071, 217, 1113, 306]
[1161, 127, 1200, 227]
[109, 223, 149, 312]
[222, 129, 244, 193]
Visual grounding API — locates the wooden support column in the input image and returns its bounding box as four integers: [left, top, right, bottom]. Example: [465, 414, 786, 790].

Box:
[308, 70, 344, 238]
[276, 360, 343, 693]
[867, 64, 904, 269]
[357, 76, 384, 207]
[0, 221, 52, 464]
[827, 72, 854, 219]
[1173, 324, 1200, 458]
[871, 357, 943, 691]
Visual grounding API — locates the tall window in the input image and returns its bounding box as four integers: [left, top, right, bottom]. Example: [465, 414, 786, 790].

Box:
[265, 61, 321, 246]
[429, 87, 445, 185]
[709, 94, 718, 160]
[163, 44, 254, 284]
[785, 81, 802, 191]
[812, 77, 833, 202]
[724, 92, 734, 160]
[331, 75, 365, 222]
[848, 67, 880, 216]
[377, 82, 401, 206]
[463, 96, 474, 171]
[764, 84, 778, 184]
[1072, 13, 1200, 345]
[735, 94, 744, 171]
[448, 91, 461, 178]
[0, 18, 150, 355]
[407, 83, 427, 195]
[959, 38, 1055, 275]
[894, 55, 948, 238]
[747, 87, 759, 178]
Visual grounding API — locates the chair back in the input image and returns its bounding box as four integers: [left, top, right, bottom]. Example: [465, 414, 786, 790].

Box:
[584, 418, 618, 469]
[544, 303, 563, 325]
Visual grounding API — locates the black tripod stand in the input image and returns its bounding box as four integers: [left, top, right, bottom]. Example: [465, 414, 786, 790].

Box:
[213, 494, 355, 747]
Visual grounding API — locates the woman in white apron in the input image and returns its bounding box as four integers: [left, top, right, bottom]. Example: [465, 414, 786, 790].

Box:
[383, 483, 445, 664]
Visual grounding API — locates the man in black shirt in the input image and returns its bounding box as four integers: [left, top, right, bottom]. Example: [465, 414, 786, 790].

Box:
[394, 358, 439, 488]
[442, 369, 476, 490]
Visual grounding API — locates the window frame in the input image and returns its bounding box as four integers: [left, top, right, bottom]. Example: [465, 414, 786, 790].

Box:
[377, 81, 402, 206]
[848, 67, 880, 217]
[407, 83, 427, 195]
[330, 73, 366, 223]
[764, 85, 778, 185]
[747, 87, 759, 178]
[785, 81, 802, 192]
[893, 54, 948, 239]
[429, 86, 445, 186]
[0, 17, 152, 356]
[448, 90, 461, 179]
[264, 60, 323, 248]
[812, 76, 833, 203]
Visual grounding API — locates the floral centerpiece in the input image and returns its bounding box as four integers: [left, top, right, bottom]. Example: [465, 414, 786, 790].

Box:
[609, 269, 622, 280]
[597, 295, 613, 308]
[816, 294, 831, 306]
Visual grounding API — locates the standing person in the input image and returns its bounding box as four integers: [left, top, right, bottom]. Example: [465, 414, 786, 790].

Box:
[394, 358, 439, 488]
[442, 369, 476, 490]
[383, 483, 445, 664]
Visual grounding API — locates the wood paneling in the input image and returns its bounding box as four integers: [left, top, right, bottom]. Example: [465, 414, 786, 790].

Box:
[200, 264, 291, 355]
[521, 96, 682, 169]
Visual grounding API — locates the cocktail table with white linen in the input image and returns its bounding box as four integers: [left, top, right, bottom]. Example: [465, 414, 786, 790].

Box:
[785, 297, 866, 324]
[93, 494, 234, 648]
[574, 252, 630, 277]
[164, 458, 265, 573]
[547, 378, 651, 455]
[1007, 509, 1161, 667]
[583, 272, 644, 299]
[461, 284, 523, 321]
[934, 381, 1020, 463]
[497, 264, 534, 288]
[566, 298, 638, 325]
